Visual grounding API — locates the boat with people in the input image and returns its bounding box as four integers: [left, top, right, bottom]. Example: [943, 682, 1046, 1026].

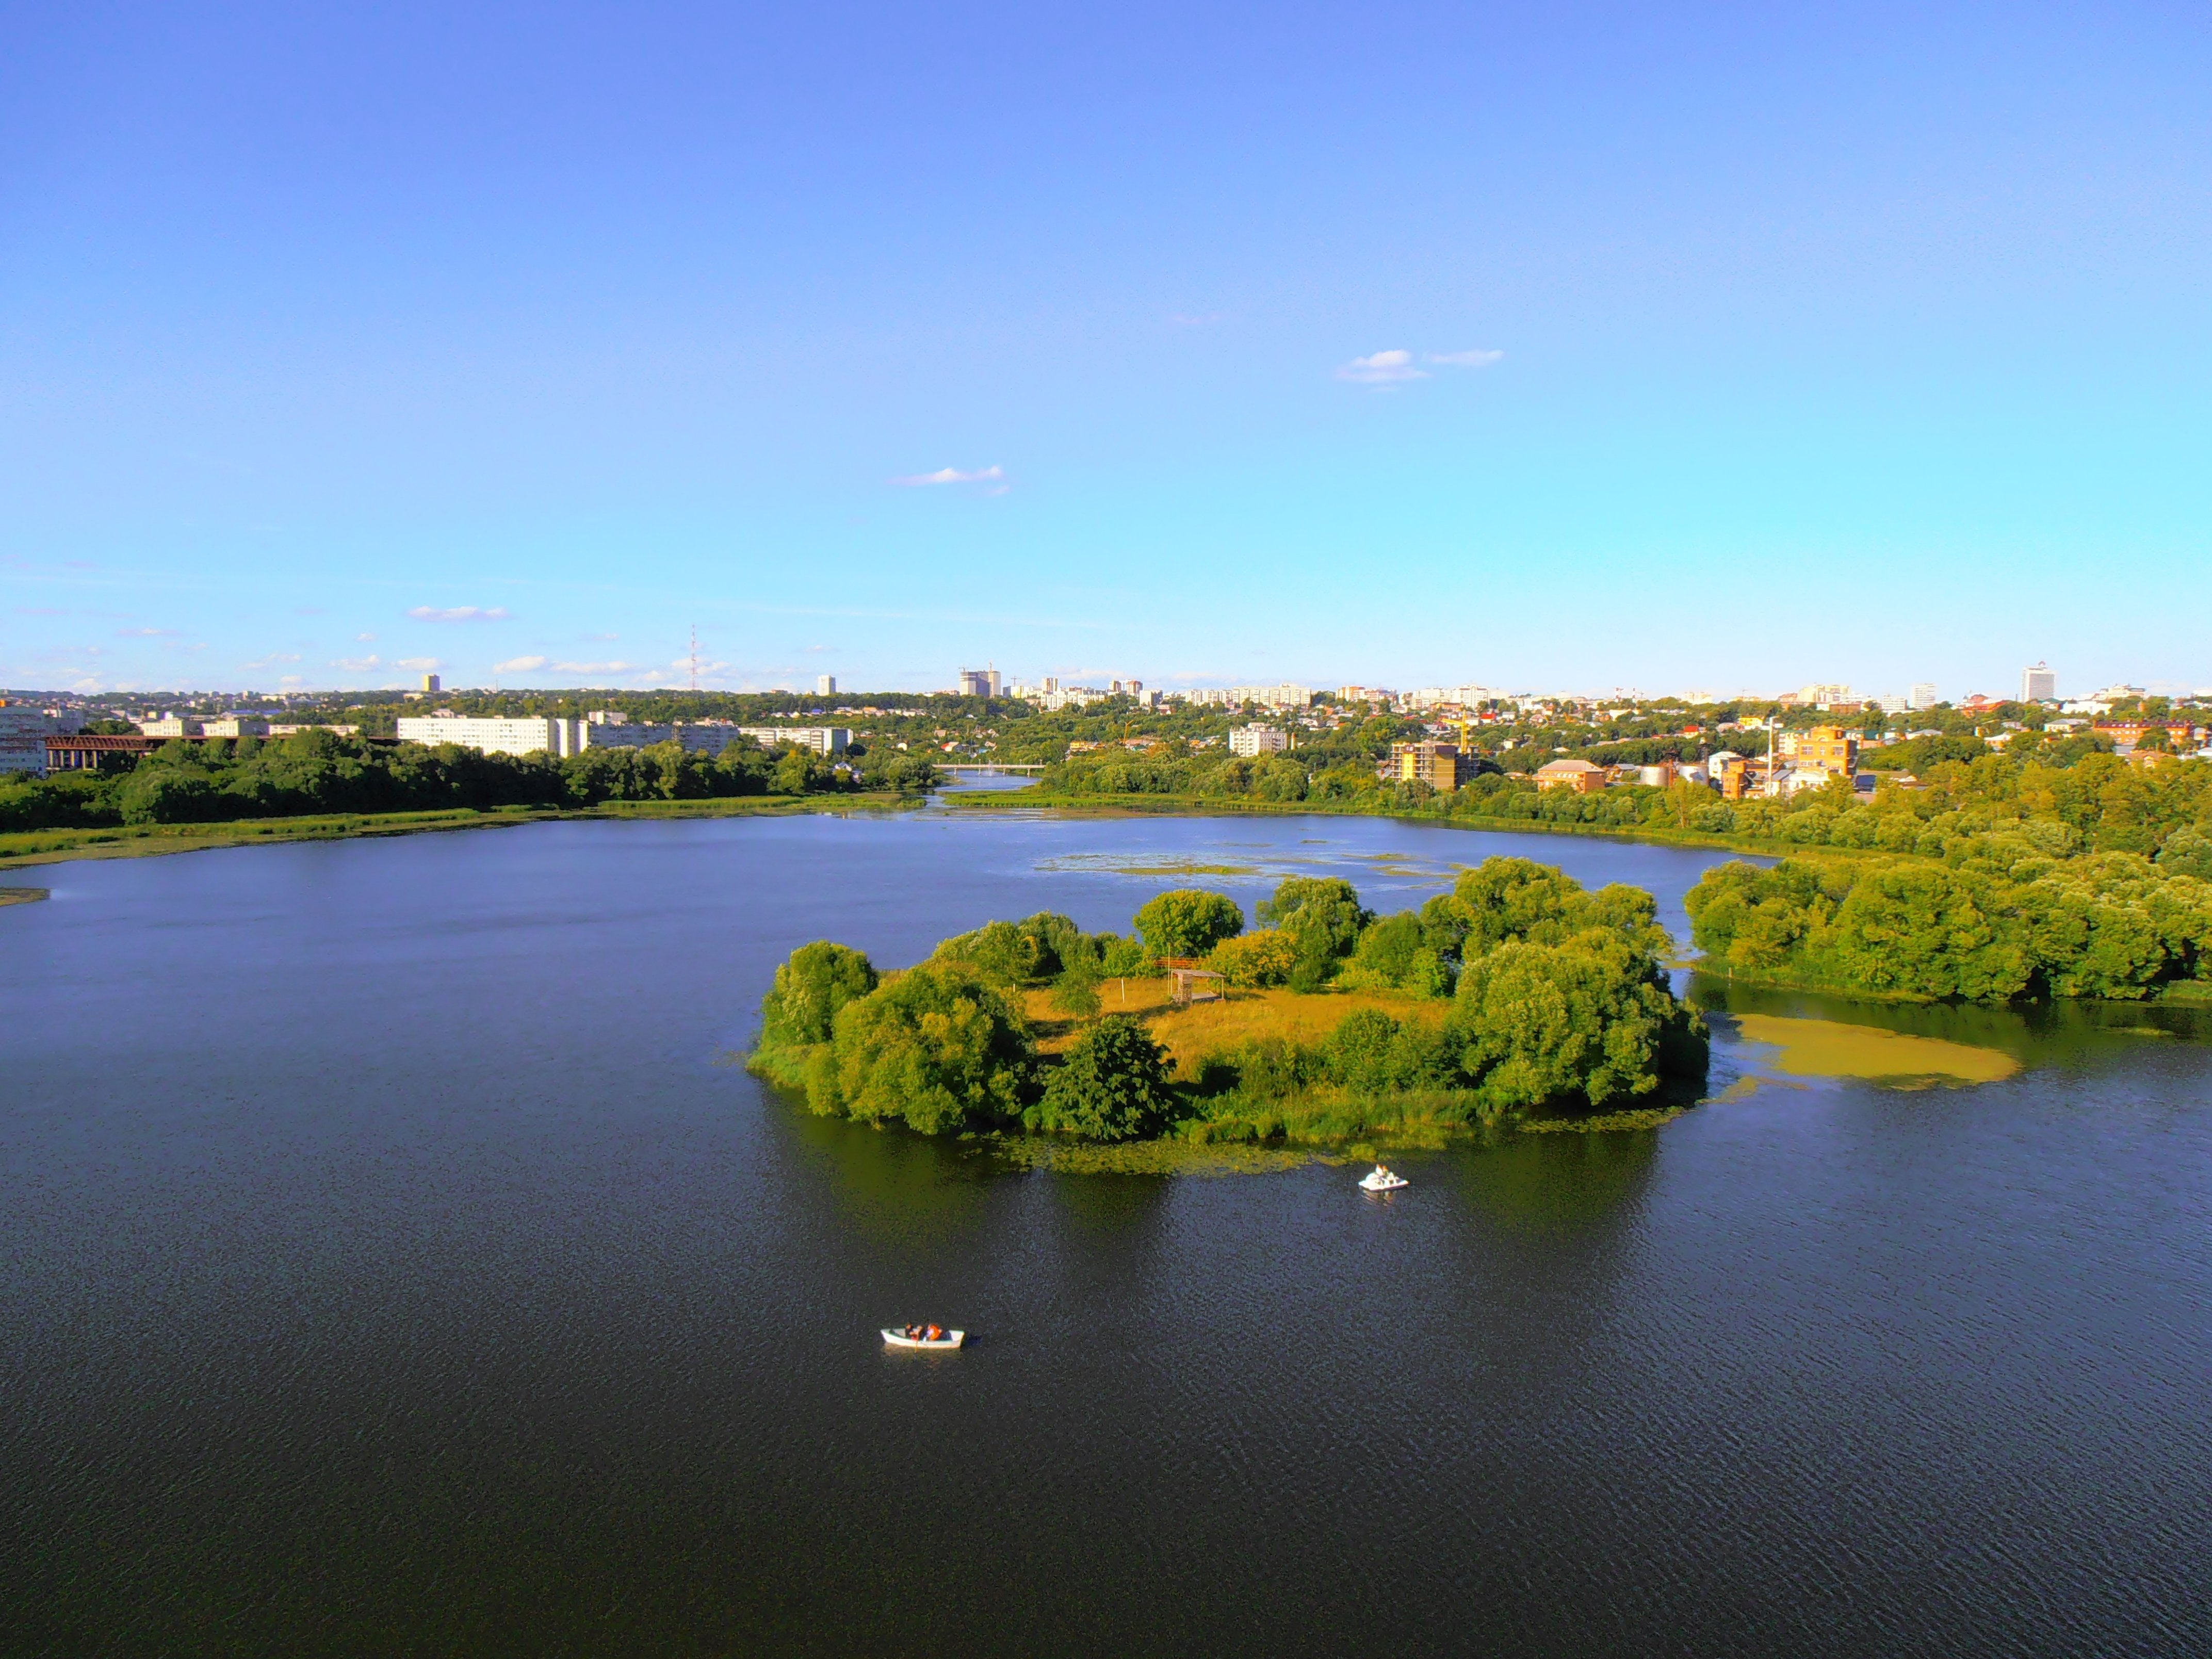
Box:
[1358, 1164, 1409, 1193]
[882, 1323, 965, 1349]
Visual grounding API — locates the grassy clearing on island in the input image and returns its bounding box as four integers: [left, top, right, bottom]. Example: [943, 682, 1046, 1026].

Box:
[1017, 978, 1446, 1070]
[0, 885, 49, 906]
[1733, 1014, 2019, 1086]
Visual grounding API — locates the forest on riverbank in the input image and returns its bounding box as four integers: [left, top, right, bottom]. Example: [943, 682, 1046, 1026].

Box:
[0, 727, 937, 832]
[748, 858, 1709, 1146]
[995, 746, 2212, 1005]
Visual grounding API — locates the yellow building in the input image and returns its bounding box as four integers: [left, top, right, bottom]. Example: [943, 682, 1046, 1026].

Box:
[1391, 741, 1463, 790]
[1791, 726, 1859, 779]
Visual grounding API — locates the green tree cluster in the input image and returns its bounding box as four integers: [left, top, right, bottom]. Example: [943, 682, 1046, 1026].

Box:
[1686, 851, 2212, 1001]
[0, 727, 937, 833]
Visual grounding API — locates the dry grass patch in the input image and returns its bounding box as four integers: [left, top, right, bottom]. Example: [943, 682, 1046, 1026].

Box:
[1022, 980, 1447, 1073]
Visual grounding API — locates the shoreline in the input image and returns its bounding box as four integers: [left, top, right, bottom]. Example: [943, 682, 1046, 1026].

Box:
[0, 791, 924, 872]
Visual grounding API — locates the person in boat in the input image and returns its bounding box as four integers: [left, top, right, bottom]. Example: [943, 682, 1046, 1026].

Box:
[925, 1325, 942, 1342]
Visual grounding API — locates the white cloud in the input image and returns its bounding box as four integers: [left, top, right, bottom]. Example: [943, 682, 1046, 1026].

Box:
[357, 632, 377, 642]
[1337, 349, 1428, 385]
[408, 606, 510, 623]
[240, 653, 302, 670]
[552, 659, 636, 675]
[119, 626, 178, 637]
[395, 656, 440, 671]
[889, 465, 1006, 487]
[493, 655, 548, 674]
[333, 654, 382, 671]
[1429, 348, 1504, 368]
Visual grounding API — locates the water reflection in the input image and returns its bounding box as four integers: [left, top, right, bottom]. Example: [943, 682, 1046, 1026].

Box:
[767, 1083, 1000, 1255]
[1450, 1130, 1660, 1239]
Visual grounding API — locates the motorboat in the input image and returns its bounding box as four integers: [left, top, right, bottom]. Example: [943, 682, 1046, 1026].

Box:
[882, 1326, 966, 1349]
[1358, 1164, 1409, 1193]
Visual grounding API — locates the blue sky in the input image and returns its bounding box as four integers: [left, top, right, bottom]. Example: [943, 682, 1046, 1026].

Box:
[3, 1, 2207, 701]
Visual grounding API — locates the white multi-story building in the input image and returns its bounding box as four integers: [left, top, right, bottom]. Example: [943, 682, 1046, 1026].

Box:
[737, 726, 850, 754]
[138, 715, 202, 737]
[1909, 682, 1940, 710]
[956, 668, 1002, 698]
[1229, 724, 1290, 758]
[817, 675, 836, 695]
[1184, 684, 1313, 711]
[203, 715, 271, 738]
[0, 702, 82, 775]
[397, 713, 573, 757]
[2021, 662, 2058, 702]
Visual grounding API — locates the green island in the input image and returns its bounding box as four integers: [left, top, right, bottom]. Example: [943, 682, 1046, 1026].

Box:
[0, 727, 934, 867]
[747, 857, 1711, 1158]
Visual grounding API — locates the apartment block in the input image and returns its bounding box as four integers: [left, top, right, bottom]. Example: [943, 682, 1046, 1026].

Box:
[1229, 724, 1289, 758]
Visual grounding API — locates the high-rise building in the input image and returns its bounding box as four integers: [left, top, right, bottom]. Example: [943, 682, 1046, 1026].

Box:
[2020, 662, 2057, 702]
[1908, 682, 1939, 710]
[817, 674, 836, 696]
[955, 668, 1003, 698]
[422, 673, 441, 694]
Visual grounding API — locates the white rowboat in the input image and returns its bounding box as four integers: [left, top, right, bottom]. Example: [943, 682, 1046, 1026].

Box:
[1358, 1165, 1409, 1193]
[882, 1327, 966, 1349]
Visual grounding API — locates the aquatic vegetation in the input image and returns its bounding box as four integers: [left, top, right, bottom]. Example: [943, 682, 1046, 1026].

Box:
[1732, 1014, 2020, 1085]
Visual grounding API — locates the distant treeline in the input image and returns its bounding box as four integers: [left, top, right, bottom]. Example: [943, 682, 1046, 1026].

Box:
[0, 728, 937, 832]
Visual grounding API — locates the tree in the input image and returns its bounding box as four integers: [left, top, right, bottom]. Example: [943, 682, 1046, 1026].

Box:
[1133, 889, 1244, 959]
[1024, 1016, 1176, 1141]
[759, 941, 878, 1047]
[809, 964, 1035, 1134]
[1257, 876, 1371, 961]
[1450, 934, 1706, 1111]
[1206, 929, 1298, 988]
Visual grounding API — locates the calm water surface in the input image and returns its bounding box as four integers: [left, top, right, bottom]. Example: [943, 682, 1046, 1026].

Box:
[3, 810, 2208, 1655]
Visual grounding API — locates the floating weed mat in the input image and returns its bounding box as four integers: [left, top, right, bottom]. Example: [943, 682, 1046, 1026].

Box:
[982, 1136, 1323, 1177]
[1518, 1107, 1688, 1133]
[1733, 1014, 2019, 1087]
[1033, 853, 1264, 878]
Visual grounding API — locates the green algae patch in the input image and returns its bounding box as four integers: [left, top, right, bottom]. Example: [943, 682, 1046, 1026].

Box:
[1518, 1106, 1688, 1133]
[1734, 1014, 2019, 1087]
[983, 1135, 1324, 1178]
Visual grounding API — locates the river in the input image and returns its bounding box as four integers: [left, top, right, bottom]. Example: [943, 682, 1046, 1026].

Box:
[3, 808, 2207, 1655]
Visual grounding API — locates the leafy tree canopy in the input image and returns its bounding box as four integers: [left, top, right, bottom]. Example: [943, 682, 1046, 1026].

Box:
[1024, 1016, 1176, 1141]
[760, 941, 878, 1047]
[807, 964, 1035, 1135]
[1133, 888, 1245, 959]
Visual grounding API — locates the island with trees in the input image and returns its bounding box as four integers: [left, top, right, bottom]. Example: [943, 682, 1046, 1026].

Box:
[747, 857, 1710, 1156]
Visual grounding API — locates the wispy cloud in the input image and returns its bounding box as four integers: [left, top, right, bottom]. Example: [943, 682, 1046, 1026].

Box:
[1337, 347, 1505, 384]
[119, 626, 178, 637]
[407, 605, 510, 623]
[332, 654, 382, 671]
[492, 655, 638, 677]
[395, 657, 440, 671]
[241, 653, 301, 670]
[889, 465, 1005, 487]
[1337, 349, 1428, 385]
[356, 631, 377, 642]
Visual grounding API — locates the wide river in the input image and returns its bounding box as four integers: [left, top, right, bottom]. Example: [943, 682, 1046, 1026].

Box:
[4, 806, 2208, 1655]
